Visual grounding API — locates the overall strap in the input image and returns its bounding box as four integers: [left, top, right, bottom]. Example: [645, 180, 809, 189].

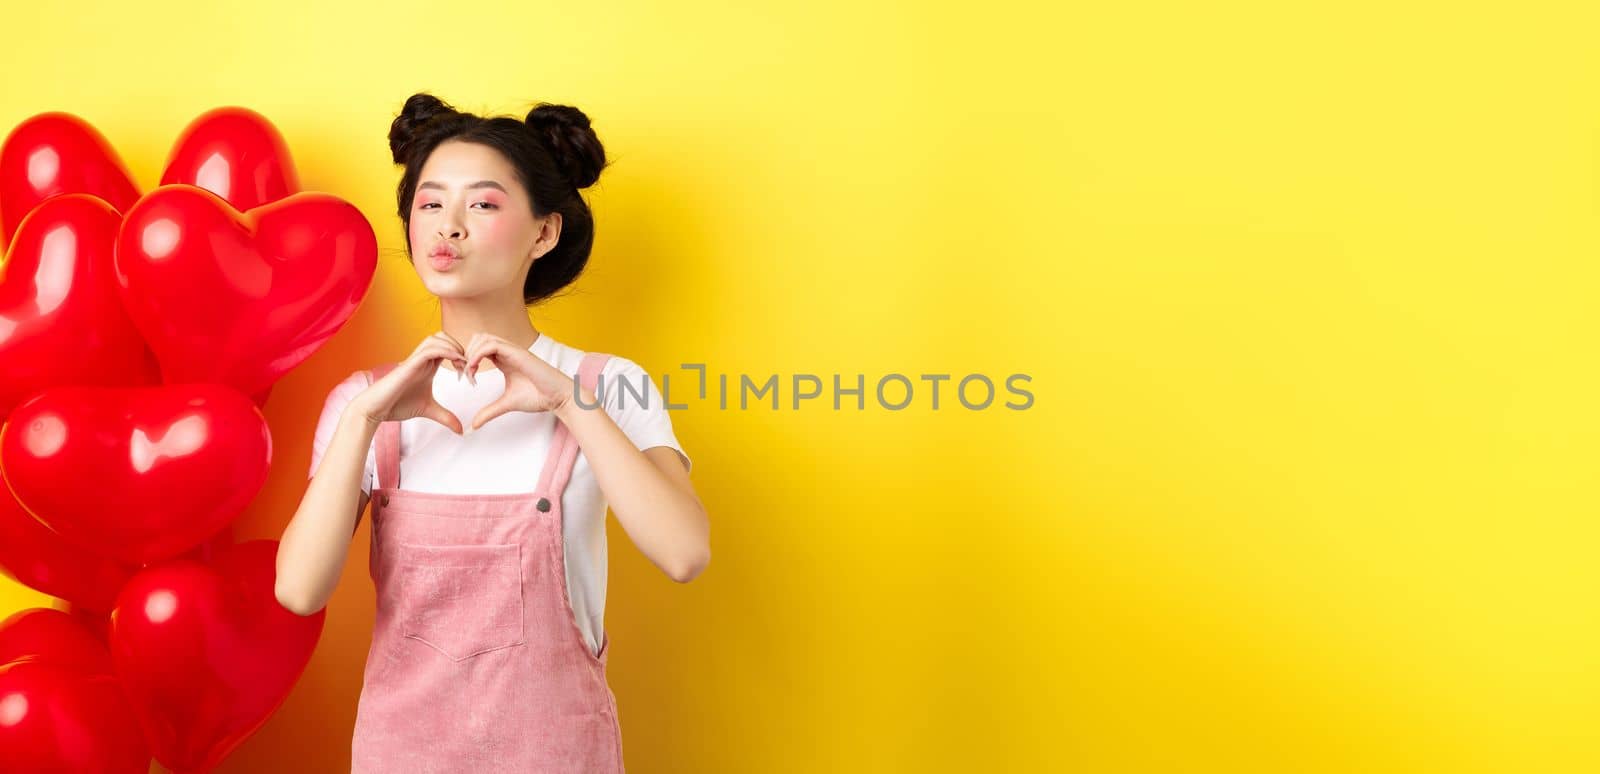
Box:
[368, 364, 402, 490]
[534, 352, 612, 502]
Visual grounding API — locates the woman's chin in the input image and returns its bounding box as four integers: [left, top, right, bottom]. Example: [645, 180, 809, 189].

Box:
[421, 275, 476, 298]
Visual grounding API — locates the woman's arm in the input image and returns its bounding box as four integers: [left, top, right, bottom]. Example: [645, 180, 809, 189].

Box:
[275, 408, 378, 616]
[555, 393, 710, 583]
[458, 332, 710, 583]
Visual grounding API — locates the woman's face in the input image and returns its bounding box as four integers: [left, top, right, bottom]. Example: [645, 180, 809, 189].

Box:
[407, 140, 558, 299]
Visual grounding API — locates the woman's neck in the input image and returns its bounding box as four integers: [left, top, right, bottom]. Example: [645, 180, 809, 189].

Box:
[438, 296, 541, 372]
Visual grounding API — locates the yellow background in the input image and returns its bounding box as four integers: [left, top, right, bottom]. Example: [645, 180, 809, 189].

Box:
[1, 1, 1596, 771]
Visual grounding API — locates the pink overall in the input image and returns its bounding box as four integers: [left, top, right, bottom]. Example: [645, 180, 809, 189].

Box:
[350, 352, 625, 773]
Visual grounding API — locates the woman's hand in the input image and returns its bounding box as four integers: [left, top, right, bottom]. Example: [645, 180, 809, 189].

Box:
[349, 332, 467, 434]
[462, 332, 577, 431]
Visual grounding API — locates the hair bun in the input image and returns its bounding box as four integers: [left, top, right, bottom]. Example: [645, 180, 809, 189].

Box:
[389, 93, 461, 165]
[524, 103, 607, 190]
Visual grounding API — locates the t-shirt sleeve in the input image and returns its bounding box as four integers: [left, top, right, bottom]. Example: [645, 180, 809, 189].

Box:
[600, 356, 692, 474]
[308, 370, 378, 495]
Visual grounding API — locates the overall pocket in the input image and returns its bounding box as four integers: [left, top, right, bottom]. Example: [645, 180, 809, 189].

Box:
[395, 542, 526, 661]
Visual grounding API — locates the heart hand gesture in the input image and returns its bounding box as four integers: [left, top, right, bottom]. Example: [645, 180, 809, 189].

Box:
[462, 332, 577, 431]
[351, 332, 467, 434]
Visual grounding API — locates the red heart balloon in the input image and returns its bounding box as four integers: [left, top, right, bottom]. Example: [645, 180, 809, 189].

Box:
[52, 600, 114, 645]
[0, 661, 151, 772]
[0, 486, 138, 613]
[110, 540, 323, 772]
[0, 113, 141, 253]
[161, 106, 300, 211]
[0, 607, 112, 672]
[0, 193, 161, 420]
[174, 521, 236, 565]
[0, 383, 272, 565]
[114, 184, 377, 396]
[0, 608, 150, 773]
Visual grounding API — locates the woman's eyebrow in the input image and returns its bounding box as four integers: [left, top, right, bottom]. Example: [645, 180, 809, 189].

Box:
[418, 180, 507, 192]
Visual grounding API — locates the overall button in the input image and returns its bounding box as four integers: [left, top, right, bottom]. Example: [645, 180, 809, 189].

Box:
[379, 494, 390, 507]
[536, 497, 551, 512]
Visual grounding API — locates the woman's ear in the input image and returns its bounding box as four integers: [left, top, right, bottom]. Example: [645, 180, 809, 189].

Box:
[529, 212, 563, 261]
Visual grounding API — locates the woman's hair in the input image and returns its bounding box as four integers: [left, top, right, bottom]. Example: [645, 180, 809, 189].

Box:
[388, 92, 609, 305]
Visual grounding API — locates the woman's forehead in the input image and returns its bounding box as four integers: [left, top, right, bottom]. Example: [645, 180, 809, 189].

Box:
[421, 141, 516, 185]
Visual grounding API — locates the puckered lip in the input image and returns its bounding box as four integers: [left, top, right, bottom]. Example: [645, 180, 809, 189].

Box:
[428, 244, 460, 259]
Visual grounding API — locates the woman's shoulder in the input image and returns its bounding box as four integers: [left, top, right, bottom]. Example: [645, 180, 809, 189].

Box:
[541, 337, 660, 402]
[595, 353, 670, 413]
[321, 366, 380, 406]
[564, 344, 649, 381]
[338, 367, 377, 389]
[597, 353, 650, 383]
[539, 335, 640, 375]
[334, 357, 415, 387]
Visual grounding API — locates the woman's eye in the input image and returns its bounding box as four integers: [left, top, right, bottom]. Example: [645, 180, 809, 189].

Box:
[417, 202, 495, 210]
[472, 202, 497, 209]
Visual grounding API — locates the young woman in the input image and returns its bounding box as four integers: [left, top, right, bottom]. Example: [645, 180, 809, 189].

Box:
[275, 93, 710, 773]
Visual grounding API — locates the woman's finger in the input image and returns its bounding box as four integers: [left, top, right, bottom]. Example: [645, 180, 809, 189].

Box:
[410, 332, 463, 363]
[469, 392, 517, 432]
[433, 331, 466, 354]
[409, 342, 460, 369]
[407, 341, 468, 380]
[464, 338, 504, 388]
[421, 399, 464, 435]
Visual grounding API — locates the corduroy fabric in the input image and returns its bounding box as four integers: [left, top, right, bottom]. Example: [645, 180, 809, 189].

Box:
[350, 352, 624, 773]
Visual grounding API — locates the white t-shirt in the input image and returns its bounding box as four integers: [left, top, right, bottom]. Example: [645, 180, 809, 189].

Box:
[307, 332, 691, 657]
